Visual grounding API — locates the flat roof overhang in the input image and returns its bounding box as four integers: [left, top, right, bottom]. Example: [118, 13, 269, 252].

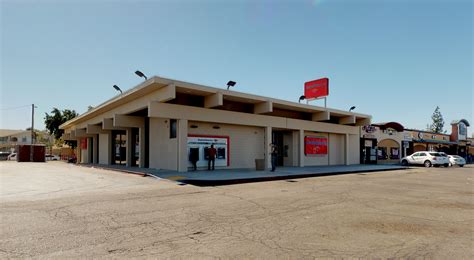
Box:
[60, 76, 372, 130]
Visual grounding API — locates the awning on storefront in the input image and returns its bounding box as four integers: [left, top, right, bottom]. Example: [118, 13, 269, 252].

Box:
[412, 139, 458, 145]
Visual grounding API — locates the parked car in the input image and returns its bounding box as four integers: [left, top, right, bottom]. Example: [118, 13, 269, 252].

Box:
[7, 153, 17, 161]
[401, 151, 449, 167]
[45, 154, 60, 161]
[0, 151, 10, 161]
[448, 155, 465, 167]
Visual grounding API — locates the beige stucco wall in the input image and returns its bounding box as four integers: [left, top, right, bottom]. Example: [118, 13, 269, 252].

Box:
[64, 93, 366, 170]
[348, 134, 360, 165]
[98, 133, 109, 164]
[188, 122, 265, 169]
[329, 134, 345, 165]
[149, 117, 178, 170]
[283, 132, 296, 166]
[304, 132, 329, 166]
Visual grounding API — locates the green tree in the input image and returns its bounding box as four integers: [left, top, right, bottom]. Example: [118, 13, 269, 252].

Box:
[428, 106, 445, 133]
[44, 108, 79, 140]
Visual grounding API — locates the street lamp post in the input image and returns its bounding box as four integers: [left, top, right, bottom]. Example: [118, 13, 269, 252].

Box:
[30, 104, 35, 162]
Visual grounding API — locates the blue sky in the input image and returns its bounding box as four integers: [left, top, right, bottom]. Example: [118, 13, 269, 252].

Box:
[1, 0, 472, 135]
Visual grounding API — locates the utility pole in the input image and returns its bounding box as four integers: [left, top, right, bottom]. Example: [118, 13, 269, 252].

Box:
[30, 104, 35, 162]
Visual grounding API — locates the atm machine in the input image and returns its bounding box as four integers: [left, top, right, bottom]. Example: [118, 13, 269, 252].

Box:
[187, 136, 229, 169]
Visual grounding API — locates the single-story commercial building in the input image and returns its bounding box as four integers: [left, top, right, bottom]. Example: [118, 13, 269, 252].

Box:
[60, 76, 371, 172]
[360, 119, 471, 165]
[360, 122, 412, 164]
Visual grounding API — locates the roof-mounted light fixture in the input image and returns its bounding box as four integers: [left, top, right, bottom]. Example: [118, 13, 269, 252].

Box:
[113, 85, 122, 94]
[349, 106, 356, 112]
[299, 95, 306, 103]
[227, 80, 236, 90]
[135, 70, 148, 80]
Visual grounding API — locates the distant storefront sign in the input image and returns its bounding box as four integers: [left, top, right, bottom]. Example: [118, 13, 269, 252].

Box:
[304, 136, 328, 155]
[304, 78, 329, 99]
[403, 133, 413, 141]
[362, 125, 376, 133]
[459, 122, 467, 140]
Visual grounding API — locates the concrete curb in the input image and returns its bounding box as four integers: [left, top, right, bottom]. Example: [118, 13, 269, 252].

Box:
[180, 167, 408, 186]
[73, 163, 160, 179]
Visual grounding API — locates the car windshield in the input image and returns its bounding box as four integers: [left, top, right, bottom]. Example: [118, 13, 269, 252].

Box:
[429, 153, 442, 156]
[453, 155, 463, 159]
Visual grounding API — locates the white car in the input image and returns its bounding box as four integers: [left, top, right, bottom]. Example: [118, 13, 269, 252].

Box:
[401, 151, 449, 167]
[45, 154, 60, 161]
[448, 155, 465, 167]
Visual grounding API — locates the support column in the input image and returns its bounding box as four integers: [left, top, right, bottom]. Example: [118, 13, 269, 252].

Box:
[139, 127, 145, 168]
[299, 129, 305, 167]
[108, 132, 113, 165]
[86, 137, 92, 163]
[92, 135, 98, 164]
[126, 128, 133, 167]
[76, 145, 81, 164]
[345, 133, 350, 165]
[265, 126, 272, 169]
[177, 119, 188, 172]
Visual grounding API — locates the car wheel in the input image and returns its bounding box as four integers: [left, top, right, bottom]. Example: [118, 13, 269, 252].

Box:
[444, 163, 449, 167]
[401, 160, 408, 166]
[424, 160, 432, 168]
[460, 165, 464, 167]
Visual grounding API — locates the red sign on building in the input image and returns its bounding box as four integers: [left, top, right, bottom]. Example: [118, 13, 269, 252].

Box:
[304, 78, 329, 99]
[304, 136, 328, 155]
[80, 138, 88, 150]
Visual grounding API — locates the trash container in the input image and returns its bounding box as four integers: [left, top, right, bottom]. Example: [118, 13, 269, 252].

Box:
[255, 159, 265, 171]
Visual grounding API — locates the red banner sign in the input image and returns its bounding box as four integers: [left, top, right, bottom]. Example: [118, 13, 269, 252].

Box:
[304, 78, 329, 99]
[305, 136, 328, 155]
[80, 138, 88, 150]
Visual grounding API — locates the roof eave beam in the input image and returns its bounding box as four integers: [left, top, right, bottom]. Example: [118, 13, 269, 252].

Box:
[355, 118, 371, 126]
[339, 115, 356, 125]
[86, 124, 109, 134]
[204, 92, 223, 108]
[152, 83, 176, 102]
[254, 101, 273, 114]
[102, 118, 126, 130]
[312, 111, 330, 121]
[74, 128, 94, 138]
[113, 114, 145, 128]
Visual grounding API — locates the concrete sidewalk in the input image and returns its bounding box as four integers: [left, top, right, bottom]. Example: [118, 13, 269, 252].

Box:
[80, 164, 407, 186]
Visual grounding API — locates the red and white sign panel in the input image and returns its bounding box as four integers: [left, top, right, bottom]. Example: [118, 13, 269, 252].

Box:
[305, 136, 328, 155]
[304, 78, 329, 99]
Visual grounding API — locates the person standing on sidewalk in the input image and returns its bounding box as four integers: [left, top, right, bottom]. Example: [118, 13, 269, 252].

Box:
[270, 143, 278, 172]
[208, 144, 217, 170]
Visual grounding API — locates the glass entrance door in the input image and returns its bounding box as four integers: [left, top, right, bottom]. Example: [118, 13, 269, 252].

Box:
[112, 130, 126, 165]
[272, 131, 284, 166]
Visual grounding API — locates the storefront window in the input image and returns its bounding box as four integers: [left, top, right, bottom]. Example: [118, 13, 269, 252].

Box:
[378, 147, 387, 160]
[170, 119, 177, 139]
[390, 148, 399, 159]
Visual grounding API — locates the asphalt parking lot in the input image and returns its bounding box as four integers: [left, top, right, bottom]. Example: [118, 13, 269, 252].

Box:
[1, 161, 473, 259]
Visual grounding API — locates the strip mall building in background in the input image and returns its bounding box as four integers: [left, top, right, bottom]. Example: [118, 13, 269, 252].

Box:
[60, 76, 371, 172]
[360, 119, 471, 164]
